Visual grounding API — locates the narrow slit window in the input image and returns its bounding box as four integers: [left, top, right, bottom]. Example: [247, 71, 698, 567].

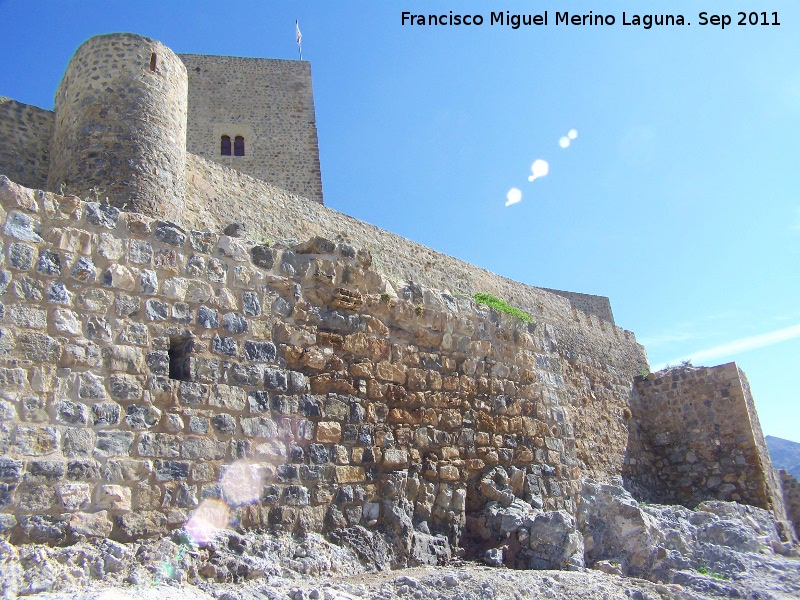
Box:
[168, 336, 194, 382]
[221, 135, 231, 156]
[234, 135, 245, 156]
[150, 53, 157, 72]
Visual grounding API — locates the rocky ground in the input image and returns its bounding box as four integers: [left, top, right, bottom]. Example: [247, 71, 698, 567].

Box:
[3, 482, 798, 600]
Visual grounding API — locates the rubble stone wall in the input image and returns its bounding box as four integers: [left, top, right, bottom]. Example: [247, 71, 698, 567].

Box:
[0, 175, 647, 545]
[47, 33, 188, 220]
[779, 470, 800, 538]
[180, 54, 323, 205]
[184, 155, 622, 331]
[184, 154, 650, 482]
[536, 288, 615, 326]
[0, 98, 54, 191]
[628, 364, 789, 525]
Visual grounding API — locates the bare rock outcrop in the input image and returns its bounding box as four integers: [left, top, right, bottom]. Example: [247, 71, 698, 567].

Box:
[578, 478, 797, 592]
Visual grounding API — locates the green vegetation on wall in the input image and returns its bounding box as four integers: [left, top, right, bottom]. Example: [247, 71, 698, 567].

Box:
[473, 292, 533, 323]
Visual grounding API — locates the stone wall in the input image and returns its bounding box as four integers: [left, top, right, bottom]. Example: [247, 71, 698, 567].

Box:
[0, 98, 54, 191]
[738, 370, 793, 537]
[184, 155, 649, 481]
[627, 364, 791, 528]
[778, 470, 800, 539]
[185, 155, 621, 328]
[0, 175, 647, 546]
[537, 288, 615, 326]
[180, 55, 323, 205]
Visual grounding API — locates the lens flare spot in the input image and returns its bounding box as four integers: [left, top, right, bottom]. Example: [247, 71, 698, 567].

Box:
[220, 460, 266, 506]
[529, 159, 549, 181]
[185, 498, 230, 544]
[567, 128, 578, 140]
[559, 137, 570, 148]
[505, 187, 522, 207]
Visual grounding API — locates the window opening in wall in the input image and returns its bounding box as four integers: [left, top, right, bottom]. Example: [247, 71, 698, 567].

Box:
[150, 53, 158, 72]
[169, 336, 194, 382]
[221, 135, 231, 156]
[234, 135, 245, 156]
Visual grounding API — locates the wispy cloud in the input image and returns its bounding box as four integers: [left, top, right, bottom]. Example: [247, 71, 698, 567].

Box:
[654, 323, 800, 370]
[638, 329, 698, 348]
[640, 310, 746, 349]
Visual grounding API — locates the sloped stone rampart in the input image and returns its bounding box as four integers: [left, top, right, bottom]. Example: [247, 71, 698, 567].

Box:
[0, 175, 647, 546]
[0, 98, 53, 191]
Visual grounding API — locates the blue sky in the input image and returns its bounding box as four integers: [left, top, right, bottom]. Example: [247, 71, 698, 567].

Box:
[1, 1, 798, 443]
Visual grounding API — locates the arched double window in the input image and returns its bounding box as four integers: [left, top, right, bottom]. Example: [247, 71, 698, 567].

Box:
[220, 135, 246, 156]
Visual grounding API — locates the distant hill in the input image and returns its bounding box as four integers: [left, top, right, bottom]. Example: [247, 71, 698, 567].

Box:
[766, 435, 800, 479]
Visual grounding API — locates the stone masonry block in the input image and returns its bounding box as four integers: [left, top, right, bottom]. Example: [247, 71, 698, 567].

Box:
[210, 384, 246, 411]
[57, 482, 91, 510]
[137, 433, 180, 458]
[15, 426, 59, 455]
[316, 422, 341, 443]
[375, 361, 407, 384]
[8, 242, 34, 270]
[96, 484, 132, 510]
[94, 431, 134, 457]
[68, 510, 113, 539]
[24, 459, 66, 482]
[383, 449, 410, 469]
[18, 332, 61, 362]
[0, 458, 23, 481]
[181, 436, 226, 460]
[336, 466, 365, 484]
[4, 211, 43, 242]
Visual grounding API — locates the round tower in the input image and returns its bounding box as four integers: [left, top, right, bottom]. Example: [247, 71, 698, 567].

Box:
[47, 33, 187, 218]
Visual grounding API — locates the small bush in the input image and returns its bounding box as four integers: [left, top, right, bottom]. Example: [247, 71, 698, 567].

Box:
[473, 293, 533, 323]
[697, 566, 727, 580]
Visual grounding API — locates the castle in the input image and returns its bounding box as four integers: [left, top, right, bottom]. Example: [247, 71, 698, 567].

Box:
[0, 33, 796, 557]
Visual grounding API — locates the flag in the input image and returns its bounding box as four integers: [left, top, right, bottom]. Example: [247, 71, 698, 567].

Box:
[296, 20, 302, 46]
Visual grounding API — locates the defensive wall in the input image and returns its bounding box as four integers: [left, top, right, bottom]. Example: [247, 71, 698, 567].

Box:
[0, 98, 53, 191]
[0, 175, 648, 546]
[536, 288, 615, 327]
[627, 363, 796, 540]
[779, 470, 800, 541]
[0, 32, 796, 551]
[183, 153, 653, 483]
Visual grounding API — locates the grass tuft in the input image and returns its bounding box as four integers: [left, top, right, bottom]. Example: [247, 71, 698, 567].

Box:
[473, 293, 533, 323]
[697, 566, 727, 580]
